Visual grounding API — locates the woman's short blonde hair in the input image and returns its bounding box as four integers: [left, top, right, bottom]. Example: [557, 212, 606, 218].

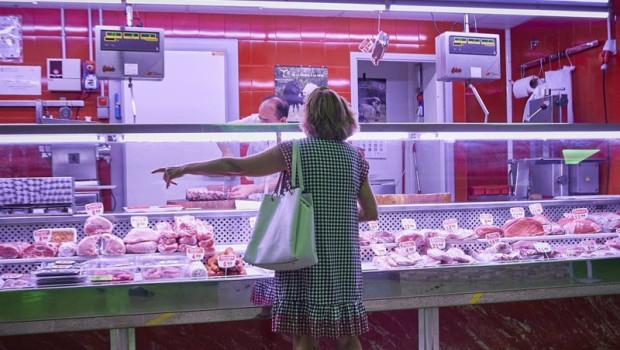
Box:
[300, 87, 359, 141]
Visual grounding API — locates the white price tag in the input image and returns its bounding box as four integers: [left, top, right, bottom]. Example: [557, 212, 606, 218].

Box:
[443, 218, 458, 231]
[534, 242, 552, 253]
[572, 208, 588, 220]
[217, 254, 236, 269]
[563, 213, 573, 218]
[33, 229, 52, 242]
[371, 243, 387, 256]
[130, 216, 149, 228]
[429, 237, 446, 250]
[368, 221, 379, 231]
[485, 232, 501, 245]
[479, 213, 494, 225]
[398, 241, 417, 254]
[529, 203, 543, 215]
[579, 240, 596, 252]
[248, 217, 257, 230]
[85, 202, 104, 216]
[401, 218, 417, 230]
[186, 247, 205, 261]
[510, 207, 525, 219]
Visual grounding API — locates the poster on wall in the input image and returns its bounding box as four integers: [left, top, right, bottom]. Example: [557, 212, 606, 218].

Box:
[358, 78, 387, 123]
[0, 16, 23, 63]
[274, 66, 328, 122]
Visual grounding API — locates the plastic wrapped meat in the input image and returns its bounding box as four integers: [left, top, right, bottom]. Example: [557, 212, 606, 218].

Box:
[560, 219, 602, 234]
[155, 222, 177, 237]
[125, 241, 158, 254]
[22, 242, 57, 258]
[57, 242, 77, 257]
[586, 212, 620, 232]
[123, 228, 159, 244]
[198, 237, 216, 252]
[0, 242, 30, 259]
[359, 231, 375, 246]
[178, 236, 198, 246]
[386, 252, 417, 266]
[443, 229, 476, 241]
[77, 235, 101, 256]
[503, 217, 545, 237]
[417, 255, 442, 267]
[605, 238, 620, 250]
[84, 215, 114, 236]
[372, 231, 396, 244]
[195, 220, 214, 241]
[554, 245, 587, 259]
[395, 230, 425, 245]
[484, 242, 513, 254]
[372, 255, 397, 269]
[472, 250, 521, 263]
[186, 187, 228, 201]
[474, 225, 504, 238]
[512, 240, 558, 259]
[189, 261, 208, 278]
[426, 248, 454, 264]
[101, 234, 126, 256]
[446, 247, 476, 263]
[157, 233, 179, 254]
[174, 215, 198, 237]
[543, 222, 565, 236]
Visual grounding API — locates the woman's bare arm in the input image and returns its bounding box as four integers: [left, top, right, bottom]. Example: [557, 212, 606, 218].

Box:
[357, 180, 378, 222]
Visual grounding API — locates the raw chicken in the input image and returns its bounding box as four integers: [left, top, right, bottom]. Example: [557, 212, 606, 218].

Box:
[84, 215, 114, 236]
[101, 234, 126, 255]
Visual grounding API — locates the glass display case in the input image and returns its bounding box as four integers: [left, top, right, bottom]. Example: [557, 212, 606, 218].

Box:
[0, 123, 619, 344]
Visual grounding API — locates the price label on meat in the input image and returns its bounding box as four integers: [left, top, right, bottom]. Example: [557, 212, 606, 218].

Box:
[248, 217, 257, 230]
[401, 218, 417, 230]
[186, 247, 205, 261]
[485, 232, 501, 245]
[85, 202, 104, 216]
[368, 221, 379, 231]
[479, 213, 494, 225]
[510, 207, 525, 218]
[443, 218, 458, 231]
[398, 241, 417, 254]
[579, 240, 596, 252]
[572, 208, 588, 220]
[429, 237, 446, 250]
[534, 242, 552, 253]
[130, 216, 149, 228]
[33, 229, 52, 242]
[217, 255, 236, 269]
[529, 203, 543, 215]
[371, 244, 387, 256]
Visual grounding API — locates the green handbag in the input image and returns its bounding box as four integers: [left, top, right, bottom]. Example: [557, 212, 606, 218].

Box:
[243, 140, 317, 271]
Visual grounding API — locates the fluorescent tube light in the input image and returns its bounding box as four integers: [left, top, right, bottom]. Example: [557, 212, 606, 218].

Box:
[128, 0, 384, 11]
[390, 5, 609, 18]
[121, 132, 277, 143]
[419, 131, 620, 141]
[0, 134, 104, 144]
[10, 0, 122, 3]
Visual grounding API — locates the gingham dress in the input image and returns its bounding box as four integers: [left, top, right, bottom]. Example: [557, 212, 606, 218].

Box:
[271, 137, 370, 339]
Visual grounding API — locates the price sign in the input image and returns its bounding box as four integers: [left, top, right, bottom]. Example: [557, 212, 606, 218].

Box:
[130, 216, 149, 228]
[217, 255, 236, 269]
[510, 207, 525, 219]
[248, 217, 257, 230]
[368, 221, 379, 231]
[186, 247, 205, 261]
[85, 202, 104, 216]
[479, 213, 494, 225]
[572, 208, 589, 220]
[398, 241, 417, 254]
[529, 203, 543, 215]
[401, 218, 417, 230]
[358, 37, 374, 53]
[371, 244, 387, 256]
[485, 232, 501, 245]
[33, 229, 52, 242]
[579, 240, 596, 252]
[534, 242, 552, 253]
[443, 218, 458, 231]
[429, 237, 446, 250]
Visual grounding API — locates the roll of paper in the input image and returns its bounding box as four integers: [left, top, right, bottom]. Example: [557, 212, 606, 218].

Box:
[513, 75, 539, 98]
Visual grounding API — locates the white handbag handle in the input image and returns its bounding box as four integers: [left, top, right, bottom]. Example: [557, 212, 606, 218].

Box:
[291, 140, 305, 191]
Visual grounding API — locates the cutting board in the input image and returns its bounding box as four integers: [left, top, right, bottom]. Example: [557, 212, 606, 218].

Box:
[167, 199, 236, 210]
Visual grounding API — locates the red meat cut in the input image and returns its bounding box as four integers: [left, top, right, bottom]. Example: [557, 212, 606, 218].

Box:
[22, 242, 57, 258]
[561, 219, 602, 234]
[502, 217, 545, 237]
[0, 242, 30, 259]
[474, 225, 504, 238]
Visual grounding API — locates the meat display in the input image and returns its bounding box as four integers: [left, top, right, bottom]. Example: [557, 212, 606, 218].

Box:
[532, 214, 552, 225]
[503, 217, 545, 237]
[178, 236, 198, 246]
[445, 247, 476, 263]
[57, 242, 77, 257]
[511, 240, 557, 259]
[359, 231, 396, 245]
[157, 233, 179, 254]
[186, 187, 228, 201]
[89, 270, 134, 282]
[0, 242, 29, 259]
[195, 220, 215, 241]
[560, 219, 602, 234]
[101, 234, 126, 256]
[372, 255, 397, 269]
[84, 216, 114, 236]
[426, 248, 454, 264]
[142, 266, 184, 280]
[198, 237, 215, 252]
[543, 223, 565, 236]
[174, 216, 199, 237]
[77, 235, 101, 256]
[474, 225, 504, 238]
[22, 242, 57, 258]
[189, 261, 208, 278]
[395, 230, 425, 245]
[125, 241, 158, 254]
[205, 247, 246, 277]
[123, 228, 159, 245]
[586, 212, 620, 232]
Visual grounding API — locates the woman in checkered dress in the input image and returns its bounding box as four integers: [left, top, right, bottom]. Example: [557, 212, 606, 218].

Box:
[153, 87, 378, 350]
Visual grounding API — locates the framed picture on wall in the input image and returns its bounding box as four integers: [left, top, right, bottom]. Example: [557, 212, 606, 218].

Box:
[358, 78, 386, 123]
[0, 16, 23, 63]
[274, 66, 328, 122]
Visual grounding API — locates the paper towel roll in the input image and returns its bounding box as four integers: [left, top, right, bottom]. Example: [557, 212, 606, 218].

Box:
[513, 75, 539, 98]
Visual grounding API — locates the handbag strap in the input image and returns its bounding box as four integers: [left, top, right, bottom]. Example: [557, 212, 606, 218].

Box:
[291, 139, 305, 191]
